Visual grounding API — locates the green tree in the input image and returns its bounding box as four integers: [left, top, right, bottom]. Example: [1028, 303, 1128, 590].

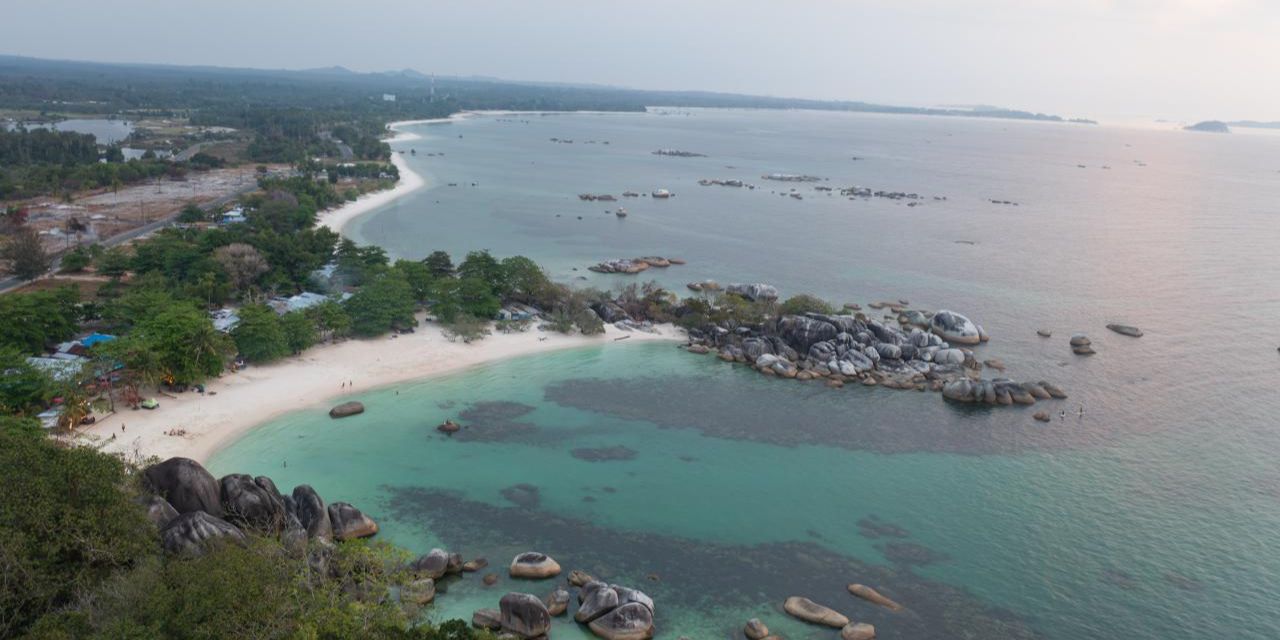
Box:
[343, 272, 416, 337]
[458, 250, 507, 297]
[393, 259, 435, 303]
[60, 246, 92, 273]
[280, 311, 316, 354]
[176, 203, 207, 223]
[501, 256, 559, 307]
[0, 347, 56, 415]
[2, 226, 51, 281]
[441, 313, 491, 343]
[422, 250, 454, 278]
[103, 302, 232, 385]
[94, 246, 131, 278]
[231, 304, 289, 363]
[305, 300, 352, 341]
[0, 421, 155, 637]
[778, 293, 835, 316]
[0, 286, 81, 354]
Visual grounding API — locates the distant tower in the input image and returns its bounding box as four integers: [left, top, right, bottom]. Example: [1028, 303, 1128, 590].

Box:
[430, 74, 436, 101]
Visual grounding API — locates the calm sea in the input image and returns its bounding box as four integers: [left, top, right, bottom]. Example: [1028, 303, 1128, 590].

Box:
[213, 110, 1280, 639]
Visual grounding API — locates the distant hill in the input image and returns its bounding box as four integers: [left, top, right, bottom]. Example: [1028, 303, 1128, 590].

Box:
[0, 54, 1094, 125]
[1184, 120, 1230, 133]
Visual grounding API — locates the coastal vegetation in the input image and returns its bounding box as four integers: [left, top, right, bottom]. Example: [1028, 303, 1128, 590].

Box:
[0, 417, 489, 639]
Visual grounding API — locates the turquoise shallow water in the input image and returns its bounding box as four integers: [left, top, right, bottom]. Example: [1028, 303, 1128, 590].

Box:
[214, 110, 1280, 638]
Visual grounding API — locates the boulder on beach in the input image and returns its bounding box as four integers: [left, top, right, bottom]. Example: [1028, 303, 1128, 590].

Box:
[847, 583, 904, 611]
[841, 622, 877, 640]
[329, 401, 364, 418]
[143, 457, 224, 518]
[1106, 323, 1144, 337]
[509, 551, 561, 579]
[160, 511, 247, 556]
[499, 592, 551, 639]
[1037, 329, 1052, 337]
[589, 601, 656, 640]
[783, 596, 849, 628]
[327, 502, 378, 540]
[1034, 411, 1051, 422]
[745, 618, 770, 639]
[930, 310, 981, 345]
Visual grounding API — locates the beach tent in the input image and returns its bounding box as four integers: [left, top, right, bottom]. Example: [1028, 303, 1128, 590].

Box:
[79, 333, 116, 348]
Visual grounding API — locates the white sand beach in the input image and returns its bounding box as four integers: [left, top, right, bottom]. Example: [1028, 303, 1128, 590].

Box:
[79, 319, 681, 464]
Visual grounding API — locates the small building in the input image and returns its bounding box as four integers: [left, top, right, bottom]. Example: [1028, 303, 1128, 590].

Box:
[220, 207, 247, 225]
[269, 292, 332, 315]
[382, 93, 397, 102]
[211, 308, 240, 333]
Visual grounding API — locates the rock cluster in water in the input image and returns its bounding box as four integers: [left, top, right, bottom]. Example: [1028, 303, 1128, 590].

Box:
[652, 149, 706, 157]
[683, 299, 1065, 408]
[588, 256, 685, 274]
[140, 457, 379, 556]
[469, 567, 657, 640]
[763, 173, 823, 182]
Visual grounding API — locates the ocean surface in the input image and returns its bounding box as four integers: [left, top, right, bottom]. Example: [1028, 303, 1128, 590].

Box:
[212, 109, 1280, 639]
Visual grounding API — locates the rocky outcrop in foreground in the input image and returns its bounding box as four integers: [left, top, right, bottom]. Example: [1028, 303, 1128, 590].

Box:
[140, 457, 378, 556]
[471, 571, 656, 640]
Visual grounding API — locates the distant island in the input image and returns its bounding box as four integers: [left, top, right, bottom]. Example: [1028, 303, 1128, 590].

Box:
[1227, 120, 1280, 130]
[1184, 120, 1230, 133]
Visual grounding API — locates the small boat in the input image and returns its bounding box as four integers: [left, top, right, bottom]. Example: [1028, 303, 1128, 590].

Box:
[651, 189, 672, 198]
[615, 208, 628, 218]
[437, 419, 461, 435]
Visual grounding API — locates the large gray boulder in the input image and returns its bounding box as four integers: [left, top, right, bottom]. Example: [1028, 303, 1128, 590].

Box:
[612, 585, 655, 613]
[1107, 324, 1143, 337]
[291, 485, 332, 541]
[741, 337, 774, 360]
[143, 457, 223, 518]
[139, 495, 179, 528]
[409, 548, 451, 579]
[499, 592, 551, 639]
[546, 587, 571, 616]
[220, 473, 286, 532]
[776, 315, 838, 352]
[930, 310, 981, 345]
[592, 301, 631, 324]
[726, 283, 779, 302]
[589, 601, 656, 640]
[575, 580, 620, 622]
[472, 608, 502, 630]
[327, 502, 378, 540]
[160, 511, 246, 556]
[329, 401, 365, 418]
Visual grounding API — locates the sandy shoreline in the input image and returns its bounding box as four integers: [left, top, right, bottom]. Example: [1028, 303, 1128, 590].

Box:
[78, 112, 687, 463]
[79, 319, 681, 464]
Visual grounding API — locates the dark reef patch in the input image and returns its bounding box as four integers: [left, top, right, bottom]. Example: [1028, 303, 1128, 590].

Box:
[381, 485, 1044, 640]
[570, 445, 639, 462]
[544, 374, 1103, 455]
[499, 483, 540, 509]
[878, 542, 950, 567]
[858, 515, 911, 540]
[452, 401, 542, 443]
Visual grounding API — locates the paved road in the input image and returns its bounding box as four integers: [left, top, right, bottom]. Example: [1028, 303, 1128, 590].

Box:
[0, 183, 257, 294]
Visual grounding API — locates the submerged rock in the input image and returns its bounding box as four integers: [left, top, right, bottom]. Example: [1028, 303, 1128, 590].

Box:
[329, 401, 364, 418]
[783, 596, 849, 628]
[841, 622, 877, 640]
[847, 583, 904, 611]
[1106, 323, 1144, 337]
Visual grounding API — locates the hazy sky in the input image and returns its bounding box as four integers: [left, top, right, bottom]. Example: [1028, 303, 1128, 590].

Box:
[2, 0, 1275, 121]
